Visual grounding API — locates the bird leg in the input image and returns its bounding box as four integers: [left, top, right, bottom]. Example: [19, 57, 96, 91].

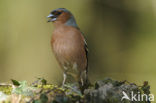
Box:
[80, 70, 87, 86]
[62, 73, 67, 86]
[81, 78, 84, 86]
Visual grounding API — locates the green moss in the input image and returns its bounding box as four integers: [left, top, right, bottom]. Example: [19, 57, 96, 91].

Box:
[37, 84, 55, 89]
[37, 84, 66, 93]
[0, 86, 12, 95]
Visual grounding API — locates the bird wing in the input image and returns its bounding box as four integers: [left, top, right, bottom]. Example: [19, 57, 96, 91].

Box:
[81, 32, 88, 72]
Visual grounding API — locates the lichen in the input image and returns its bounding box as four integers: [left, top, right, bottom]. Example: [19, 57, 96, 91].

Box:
[0, 86, 12, 95]
[0, 78, 151, 103]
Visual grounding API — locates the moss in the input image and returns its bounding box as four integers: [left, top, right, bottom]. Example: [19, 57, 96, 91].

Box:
[0, 85, 12, 95]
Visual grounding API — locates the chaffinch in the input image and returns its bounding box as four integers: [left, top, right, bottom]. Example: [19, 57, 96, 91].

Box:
[47, 8, 89, 92]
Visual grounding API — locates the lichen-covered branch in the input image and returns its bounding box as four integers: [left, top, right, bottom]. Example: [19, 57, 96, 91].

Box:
[0, 78, 151, 103]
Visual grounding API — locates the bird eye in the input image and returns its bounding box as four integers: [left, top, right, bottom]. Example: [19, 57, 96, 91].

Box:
[51, 10, 62, 16]
[56, 11, 62, 15]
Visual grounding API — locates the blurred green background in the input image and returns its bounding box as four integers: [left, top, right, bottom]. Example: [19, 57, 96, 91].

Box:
[0, 0, 156, 97]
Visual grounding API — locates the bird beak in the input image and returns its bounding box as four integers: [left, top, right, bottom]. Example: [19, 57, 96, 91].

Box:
[47, 14, 57, 22]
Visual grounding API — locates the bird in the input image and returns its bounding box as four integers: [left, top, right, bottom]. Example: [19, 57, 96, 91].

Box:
[47, 8, 89, 93]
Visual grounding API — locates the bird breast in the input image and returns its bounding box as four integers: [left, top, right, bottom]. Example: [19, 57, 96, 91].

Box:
[51, 26, 87, 72]
[51, 26, 83, 61]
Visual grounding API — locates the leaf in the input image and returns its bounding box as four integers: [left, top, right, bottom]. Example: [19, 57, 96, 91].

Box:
[33, 100, 42, 103]
[11, 79, 20, 86]
[12, 81, 35, 97]
[40, 94, 48, 103]
[32, 94, 48, 103]
[41, 79, 47, 85]
[37, 78, 47, 85]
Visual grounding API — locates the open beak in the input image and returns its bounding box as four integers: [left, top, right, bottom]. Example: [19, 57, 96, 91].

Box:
[47, 14, 57, 22]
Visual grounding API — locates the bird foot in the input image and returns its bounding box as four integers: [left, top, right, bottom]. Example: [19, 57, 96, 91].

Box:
[63, 83, 82, 96]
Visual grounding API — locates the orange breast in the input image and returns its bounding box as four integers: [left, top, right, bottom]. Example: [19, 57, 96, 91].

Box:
[51, 25, 87, 72]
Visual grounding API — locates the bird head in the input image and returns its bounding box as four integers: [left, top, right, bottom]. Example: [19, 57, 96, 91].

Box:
[47, 8, 78, 27]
